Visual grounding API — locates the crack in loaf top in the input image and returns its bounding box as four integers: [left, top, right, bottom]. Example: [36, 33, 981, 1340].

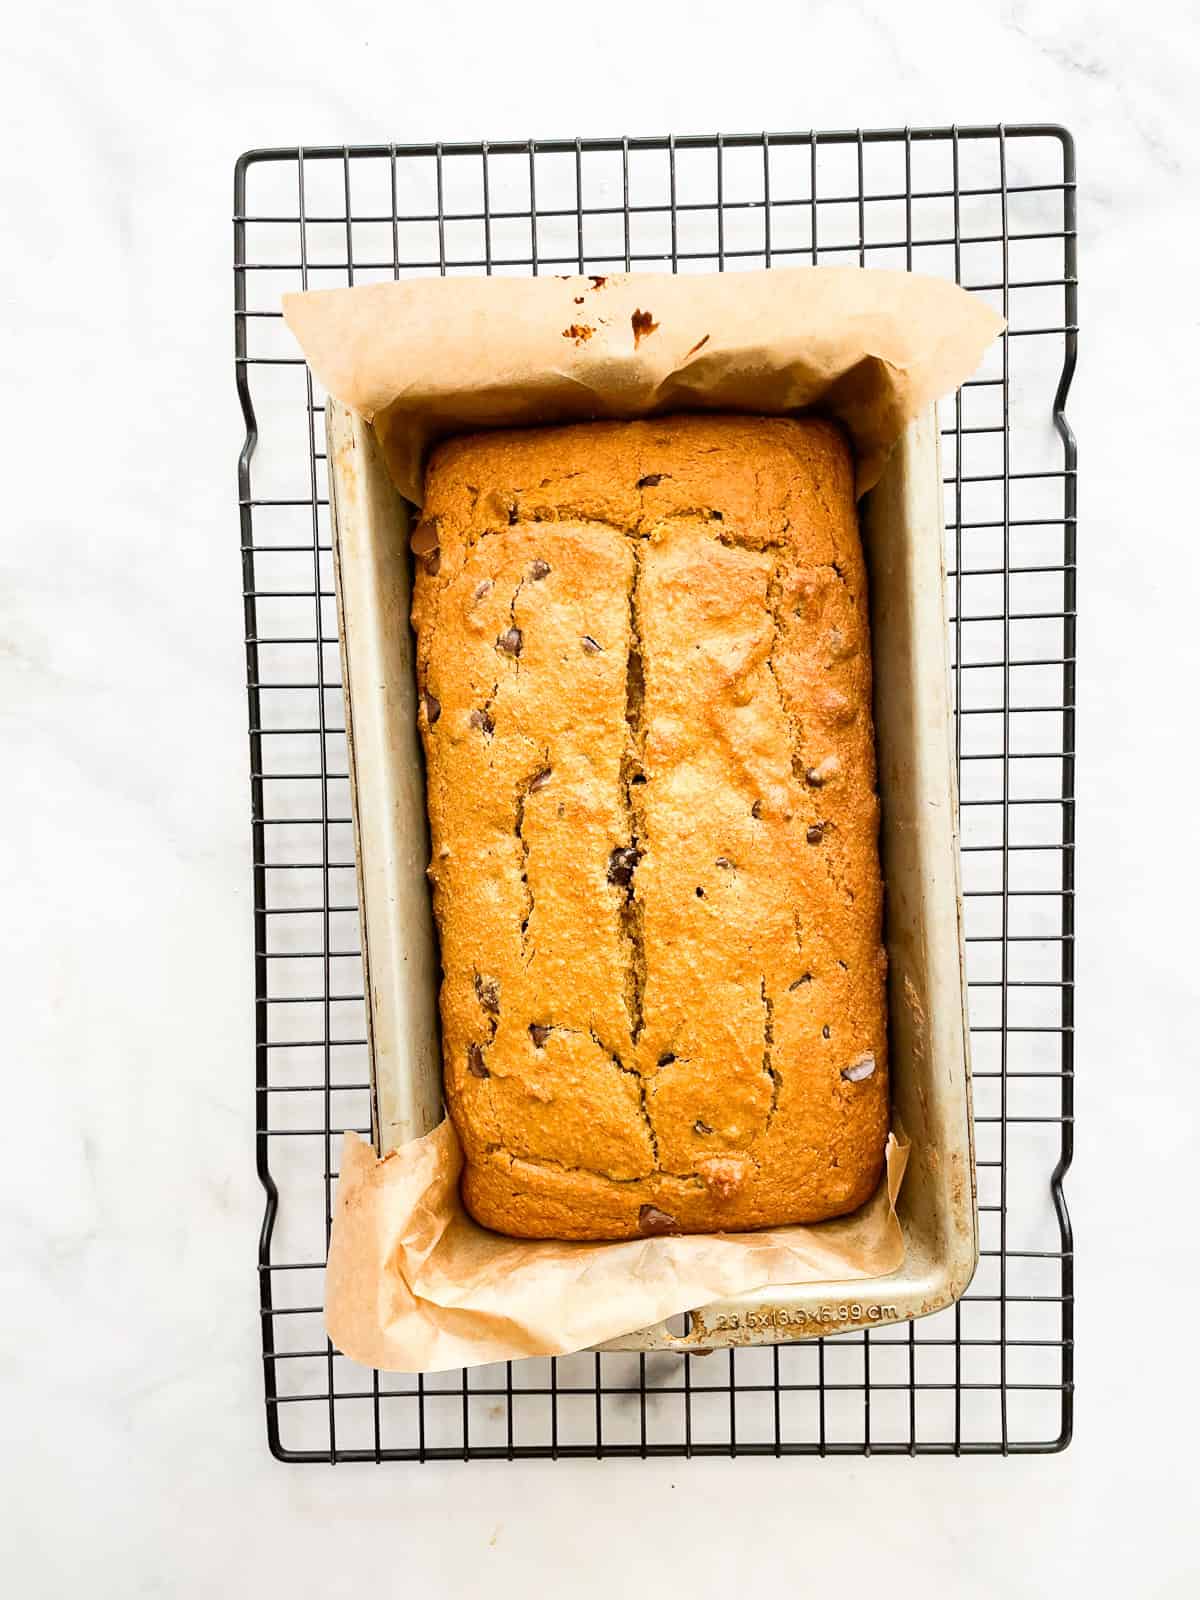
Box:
[410, 414, 889, 1242]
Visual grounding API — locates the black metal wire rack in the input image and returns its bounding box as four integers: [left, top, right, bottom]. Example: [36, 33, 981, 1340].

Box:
[234, 124, 1076, 1462]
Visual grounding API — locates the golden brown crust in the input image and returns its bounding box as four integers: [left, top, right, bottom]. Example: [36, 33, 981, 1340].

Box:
[412, 415, 888, 1240]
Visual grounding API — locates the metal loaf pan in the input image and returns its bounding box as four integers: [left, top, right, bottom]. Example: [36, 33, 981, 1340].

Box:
[327, 399, 977, 1353]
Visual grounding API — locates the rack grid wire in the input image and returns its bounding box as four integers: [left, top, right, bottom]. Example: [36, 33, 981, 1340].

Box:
[234, 124, 1076, 1462]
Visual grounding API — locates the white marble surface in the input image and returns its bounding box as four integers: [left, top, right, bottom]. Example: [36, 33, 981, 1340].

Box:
[4, 0, 1199, 1592]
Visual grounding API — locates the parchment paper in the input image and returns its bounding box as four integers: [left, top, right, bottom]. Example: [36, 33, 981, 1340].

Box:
[282, 265, 1003, 502]
[284, 264, 998, 1373]
[327, 1122, 908, 1373]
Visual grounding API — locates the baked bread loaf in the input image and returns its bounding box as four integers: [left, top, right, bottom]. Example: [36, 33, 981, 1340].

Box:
[411, 415, 887, 1240]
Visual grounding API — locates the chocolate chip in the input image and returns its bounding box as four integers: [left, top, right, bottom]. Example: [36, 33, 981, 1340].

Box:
[469, 707, 495, 735]
[472, 579, 493, 603]
[497, 627, 523, 657]
[508, 505, 520, 525]
[751, 800, 763, 820]
[607, 845, 641, 886]
[474, 973, 500, 1015]
[715, 857, 734, 869]
[631, 773, 647, 786]
[529, 1023, 551, 1049]
[423, 547, 441, 576]
[695, 887, 705, 898]
[637, 1204, 679, 1236]
[658, 1053, 676, 1067]
[410, 519, 439, 556]
[807, 823, 826, 845]
[529, 767, 552, 793]
[822, 1024, 831, 1040]
[694, 1120, 712, 1135]
[422, 691, 441, 725]
[841, 1053, 877, 1083]
[530, 559, 551, 580]
[637, 473, 663, 488]
[581, 635, 602, 654]
[709, 510, 723, 521]
[467, 1044, 489, 1078]
[788, 973, 813, 990]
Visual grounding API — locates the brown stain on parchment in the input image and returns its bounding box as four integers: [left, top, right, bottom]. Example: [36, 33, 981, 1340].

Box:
[632, 308, 659, 347]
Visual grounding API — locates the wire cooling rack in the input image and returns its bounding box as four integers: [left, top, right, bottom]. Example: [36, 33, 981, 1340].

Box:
[234, 125, 1076, 1461]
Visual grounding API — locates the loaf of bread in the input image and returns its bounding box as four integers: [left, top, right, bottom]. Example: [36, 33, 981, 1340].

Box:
[411, 415, 888, 1240]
